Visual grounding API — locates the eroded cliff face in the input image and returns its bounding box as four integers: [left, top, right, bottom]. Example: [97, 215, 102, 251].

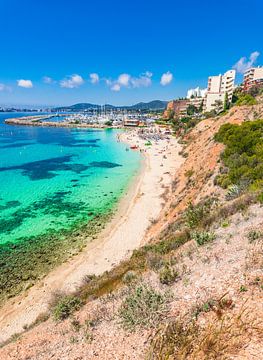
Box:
[163, 100, 175, 119]
[148, 102, 263, 241]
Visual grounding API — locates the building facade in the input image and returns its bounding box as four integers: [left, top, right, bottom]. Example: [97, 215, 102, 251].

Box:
[243, 66, 263, 91]
[163, 99, 190, 119]
[205, 70, 236, 112]
[189, 96, 204, 110]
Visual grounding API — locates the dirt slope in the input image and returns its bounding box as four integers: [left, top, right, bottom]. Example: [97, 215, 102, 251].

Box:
[146, 103, 263, 241]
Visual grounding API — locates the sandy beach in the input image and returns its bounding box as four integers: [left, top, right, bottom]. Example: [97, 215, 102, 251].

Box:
[0, 128, 183, 343]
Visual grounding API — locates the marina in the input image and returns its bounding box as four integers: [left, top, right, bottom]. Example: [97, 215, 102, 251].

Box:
[4, 111, 158, 128]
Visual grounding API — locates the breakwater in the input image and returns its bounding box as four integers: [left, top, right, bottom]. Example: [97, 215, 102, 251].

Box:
[5, 115, 117, 129]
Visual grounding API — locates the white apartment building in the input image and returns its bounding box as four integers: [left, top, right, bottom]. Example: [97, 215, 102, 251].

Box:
[205, 69, 236, 112]
[243, 66, 263, 91]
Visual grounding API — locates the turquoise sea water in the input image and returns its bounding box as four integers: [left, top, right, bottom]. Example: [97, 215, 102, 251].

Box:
[0, 113, 141, 244]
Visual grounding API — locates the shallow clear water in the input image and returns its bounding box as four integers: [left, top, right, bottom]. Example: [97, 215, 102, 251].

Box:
[0, 113, 141, 245]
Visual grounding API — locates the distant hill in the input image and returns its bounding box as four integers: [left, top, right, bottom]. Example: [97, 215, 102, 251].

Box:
[53, 100, 168, 112]
[128, 100, 168, 110]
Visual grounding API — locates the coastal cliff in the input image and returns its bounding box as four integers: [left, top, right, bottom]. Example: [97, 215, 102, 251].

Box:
[0, 102, 262, 359]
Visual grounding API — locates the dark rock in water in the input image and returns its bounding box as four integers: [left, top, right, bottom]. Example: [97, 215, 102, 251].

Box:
[0, 155, 90, 180]
[89, 161, 122, 168]
[0, 200, 21, 211]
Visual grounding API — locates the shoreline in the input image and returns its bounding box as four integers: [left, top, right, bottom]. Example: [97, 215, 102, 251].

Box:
[0, 129, 183, 343]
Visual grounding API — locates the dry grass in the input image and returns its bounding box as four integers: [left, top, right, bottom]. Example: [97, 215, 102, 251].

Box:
[147, 305, 263, 360]
[245, 240, 263, 270]
[77, 229, 190, 302]
[202, 192, 257, 229]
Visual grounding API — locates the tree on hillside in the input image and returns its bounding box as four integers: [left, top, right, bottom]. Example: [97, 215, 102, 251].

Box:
[186, 104, 198, 116]
[166, 109, 175, 120]
[198, 99, 204, 113]
[224, 93, 230, 111]
[231, 86, 243, 104]
[213, 100, 223, 114]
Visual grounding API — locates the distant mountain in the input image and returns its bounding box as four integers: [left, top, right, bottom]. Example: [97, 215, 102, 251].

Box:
[53, 100, 168, 112]
[54, 103, 101, 112]
[128, 100, 168, 110]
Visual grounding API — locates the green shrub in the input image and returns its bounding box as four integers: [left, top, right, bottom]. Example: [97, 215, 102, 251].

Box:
[159, 266, 179, 285]
[215, 120, 263, 193]
[144, 231, 190, 255]
[191, 231, 216, 246]
[185, 169, 194, 178]
[247, 229, 262, 243]
[239, 285, 247, 292]
[214, 174, 232, 189]
[118, 284, 169, 330]
[122, 270, 137, 284]
[185, 200, 214, 229]
[225, 184, 243, 200]
[258, 191, 263, 203]
[236, 94, 257, 106]
[221, 220, 230, 228]
[192, 299, 216, 319]
[52, 295, 83, 321]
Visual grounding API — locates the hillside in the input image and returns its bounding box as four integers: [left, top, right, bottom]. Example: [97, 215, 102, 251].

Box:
[53, 100, 168, 112]
[0, 103, 262, 359]
[129, 100, 168, 110]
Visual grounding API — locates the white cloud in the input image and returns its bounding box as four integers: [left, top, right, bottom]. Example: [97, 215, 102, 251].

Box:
[111, 83, 121, 92]
[118, 73, 131, 86]
[106, 71, 153, 91]
[130, 72, 152, 88]
[160, 71, 173, 86]
[233, 51, 260, 74]
[90, 73, 99, 84]
[60, 74, 84, 88]
[43, 76, 54, 84]
[17, 79, 33, 88]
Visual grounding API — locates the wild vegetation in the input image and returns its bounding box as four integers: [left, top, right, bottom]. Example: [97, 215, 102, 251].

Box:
[51, 294, 83, 321]
[118, 284, 170, 330]
[147, 301, 262, 360]
[214, 120, 263, 198]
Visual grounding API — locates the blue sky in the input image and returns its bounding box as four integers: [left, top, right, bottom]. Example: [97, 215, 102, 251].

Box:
[0, 0, 262, 106]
